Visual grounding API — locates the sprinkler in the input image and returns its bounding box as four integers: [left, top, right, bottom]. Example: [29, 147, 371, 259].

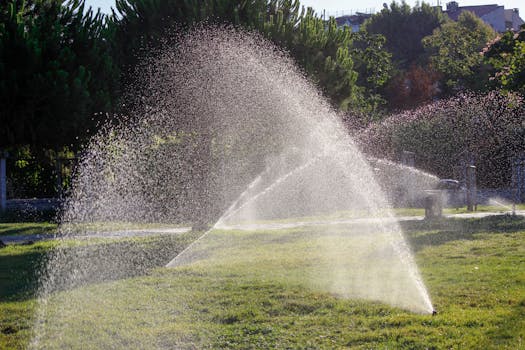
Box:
[432, 310, 438, 316]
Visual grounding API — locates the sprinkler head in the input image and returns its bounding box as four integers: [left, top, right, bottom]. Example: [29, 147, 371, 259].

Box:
[432, 310, 438, 316]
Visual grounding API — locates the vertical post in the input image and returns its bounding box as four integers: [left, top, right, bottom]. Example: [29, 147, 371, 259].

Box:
[466, 165, 477, 212]
[0, 152, 7, 211]
[401, 150, 415, 168]
[512, 158, 518, 214]
[513, 157, 525, 206]
[516, 157, 525, 203]
[425, 191, 442, 219]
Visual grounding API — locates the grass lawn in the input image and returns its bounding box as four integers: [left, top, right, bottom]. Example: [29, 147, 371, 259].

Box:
[0, 223, 57, 237]
[1, 204, 522, 237]
[1, 215, 524, 349]
[220, 204, 525, 225]
[394, 204, 525, 217]
[0, 222, 192, 238]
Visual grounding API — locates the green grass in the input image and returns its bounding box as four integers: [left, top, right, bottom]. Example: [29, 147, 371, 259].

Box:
[59, 221, 188, 234]
[394, 204, 525, 217]
[1, 215, 525, 349]
[442, 203, 525, 215]
[0, 223, 57, 237]
[221, 204, 525, 226]
[0, 241, 58, 301]
[1, 204, 521, 237]
[0, 221, 190, 238]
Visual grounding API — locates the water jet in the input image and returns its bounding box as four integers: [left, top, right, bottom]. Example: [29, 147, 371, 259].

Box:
[32, 27, 435, 348]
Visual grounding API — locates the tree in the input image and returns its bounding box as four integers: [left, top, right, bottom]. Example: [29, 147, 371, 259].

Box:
[484, 25, 525, 94]
[286, 12, 357, 110]
[0, 0, 118, 197]
[423, 11, 497, 95]
[384, 64, 440, 110]
[110, 0, 360, 111]
[360, 1, 446, 111]
[0, 0, 118, 150]
[350, 31, 393, 115]
[363, 1, 446, 69]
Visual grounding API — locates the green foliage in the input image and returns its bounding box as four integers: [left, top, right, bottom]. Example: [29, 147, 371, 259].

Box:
[110, 0, 359, 110]
[361, 1, 446, 111]
[350, 31, 393, 114]
[282, 14, 358, 110]
[0, 0, 118, 149]
[6, 147, 51, 198]
[2, 145, 76, 199]
[484, 26, 525, 94]
[363, 1, 447, 69]
[360, 91, 525, 187]
[423, 11, 497, 94]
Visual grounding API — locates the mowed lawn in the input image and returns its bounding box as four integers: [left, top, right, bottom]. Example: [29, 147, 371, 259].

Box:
[1, 215, 524, 349]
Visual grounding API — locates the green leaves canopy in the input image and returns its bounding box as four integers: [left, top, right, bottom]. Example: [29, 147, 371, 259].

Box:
[484, 26, 525, 94]
[423, 11, 496, 94]
[0, 0, 117, 149]
[363, 1, 446, 69]
[110, 0, 359, 111]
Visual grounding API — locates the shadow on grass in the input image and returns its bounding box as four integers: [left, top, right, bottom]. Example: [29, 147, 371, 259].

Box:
[0, 208, 58, 223]
[0, 232, 200, 302]
[402, 215, 525, 252]
[0, 247, 45, 302]
[2, 215, 523, 301]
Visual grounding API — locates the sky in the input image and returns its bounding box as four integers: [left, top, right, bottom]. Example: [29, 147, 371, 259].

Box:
[85, 0, 524, 22]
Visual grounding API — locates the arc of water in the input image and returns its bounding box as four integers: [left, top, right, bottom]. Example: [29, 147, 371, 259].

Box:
[386, 229, 434, 313]
[165, 155, 322, 267]
[313, 149, 434, 313]
[215, 155, 323, 228]
[165, 172, 265, 268]
[165, 226, 214, 267]
[166, 148, 434, 313]
[216, 173, 265, 227]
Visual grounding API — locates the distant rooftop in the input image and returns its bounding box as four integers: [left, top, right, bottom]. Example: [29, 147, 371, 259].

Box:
[444, 1, 524, 32]
[444, 2, 502, 20]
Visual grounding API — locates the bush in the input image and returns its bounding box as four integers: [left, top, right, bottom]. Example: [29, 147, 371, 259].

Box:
[359, 91, 525, 187]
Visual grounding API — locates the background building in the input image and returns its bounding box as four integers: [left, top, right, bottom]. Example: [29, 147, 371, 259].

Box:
[444, 1, 524, 32]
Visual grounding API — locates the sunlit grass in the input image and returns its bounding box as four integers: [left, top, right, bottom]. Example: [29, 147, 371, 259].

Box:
[0, 222, 189, 238]
[0, 223, 57, 237]
[443, 203, 525, 214]
[59, 221, 188, 234]
[1, 204, 523, 238]
[219, 204, 525, 227]
[1, 215, 524, 349]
